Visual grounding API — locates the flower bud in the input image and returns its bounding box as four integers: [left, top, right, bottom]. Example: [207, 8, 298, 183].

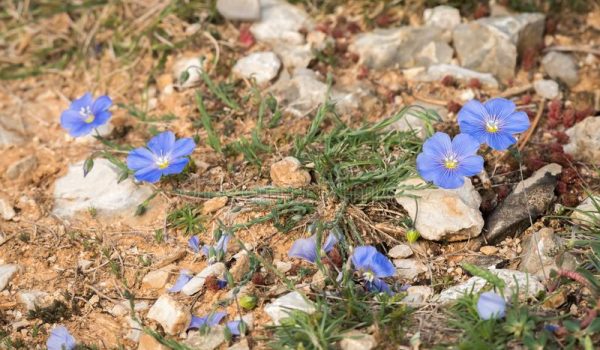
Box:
[477, 291, 506, 320]
[406, 229, 420, 244]
[239, 295, 258, 310]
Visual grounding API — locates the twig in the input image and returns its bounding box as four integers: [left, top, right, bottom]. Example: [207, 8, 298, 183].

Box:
[518, 99, 545, 152]
[544, 45, 600, 56]
[498, 83, 533, 98]
[153, 249, 186, 269]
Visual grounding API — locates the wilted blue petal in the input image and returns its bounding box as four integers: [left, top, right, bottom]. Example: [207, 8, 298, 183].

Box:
[216, 234, 231, 253]
[366, 278, 394, 295]
[288, 237, 318, 263]
[188, 311, 227, 330]
[322, 232, 339, 253]
[168, 270, 192, 293]
[477, 291, 506, 320]
[47, 326, 76, 350]
[188, 236, 200, 253]
[227, 320, 242, 336]
[217, 279, 228, 289]
[201, 245, 210, 256]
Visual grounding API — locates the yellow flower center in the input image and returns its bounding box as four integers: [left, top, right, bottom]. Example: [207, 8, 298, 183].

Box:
[80, 106, 95, 124]
[485, 120, 499, 133]
[363, 270, 375, 282]
[443, 156, 459, 170]
[156, 156, 170, 169]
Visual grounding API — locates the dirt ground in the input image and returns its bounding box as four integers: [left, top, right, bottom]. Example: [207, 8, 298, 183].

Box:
[1, 1, 600, 349]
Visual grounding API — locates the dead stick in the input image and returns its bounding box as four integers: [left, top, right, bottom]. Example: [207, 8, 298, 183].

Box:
[518, 99, 545, 152]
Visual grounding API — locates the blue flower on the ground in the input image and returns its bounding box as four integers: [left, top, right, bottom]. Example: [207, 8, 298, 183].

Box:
[188, 236, 201, 253]
[197, 233, 231, 264]
[168, 270, 192, 293]
[351, 246, 396, 294]
[288, 231, 339, 263]
[226, 320, 247, 336]
[47, 326, 76, 350]
[457, 98, 530, 150]
[477, 291, 506, 320]
[126, 131, 195, 183]
[416, 132, 484, 189]
[188, 311, 226, 331]
[60, 92, 112, 137]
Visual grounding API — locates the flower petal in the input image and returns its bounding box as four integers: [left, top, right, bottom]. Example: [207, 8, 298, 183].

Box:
[91, 110, 111, 128]
[416, 152, 443, 183]
[91, 95, 112, 114]
[148, 131, 176, 156]
[484, 98, 516, 120]
[68, 122, 96, 137]
[456, 155, 484, 178]
[433, 169, 465, 189]
[288, 237, 317, 263]
[188, 236, 200, 253]
[422, 132, 452, 157]
[452, 133, 480, 158]
[322, 232, 339, 253]
[367, 278, 394, 295]
[477, 291, 506, 320]
[486, 132, 517, 151]
[70, 92, 93, 111]
[216, 234, 231, 253]
[457, 118, 488, 145]
[162, 157, 189, 176]
[170, 138, 196, 159]
[368, 250, 396, 278]
[134, 166, 163, 183]
[501, 111, 530, 134]
[227, 320, 242, 336]
[127, 147, 156, 171]
[46, 326, 76, 350]
[60, 110, 84, 132]
[169, 270, 192, 293]
[188, 316, 207, 330]
[458, 100, 486, 123]
[188, 311, 227, 330]
[351, 246, 375, 271]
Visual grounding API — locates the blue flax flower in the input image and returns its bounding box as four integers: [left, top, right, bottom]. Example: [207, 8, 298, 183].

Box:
[47, 326, 76, 350]
[127, 131, 195, 183]
[477, 291, 506, 320]
[288, 231, 339, 263]
[188, 311, 226, 331]
[60, 92, 112, 137]
[416, 132, 484, 189]
[457, 98, 530, 150]
[169, 270, 192, 293]
[351, 246, 396, 294]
